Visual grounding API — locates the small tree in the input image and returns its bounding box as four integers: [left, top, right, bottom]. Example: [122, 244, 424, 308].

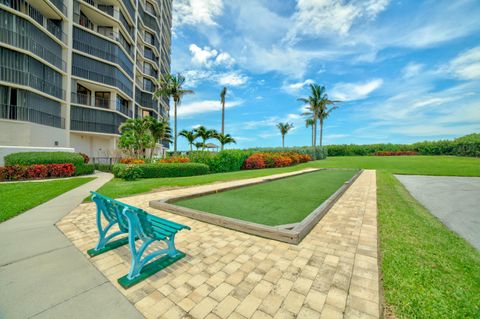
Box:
[146, 117, 172, 160]
[179, 129, 197, 152]
[216, 133, 236, 150]
[193, 126, 217, 151]
[276, 122, 294, 148]
[119, 118, 152, 158]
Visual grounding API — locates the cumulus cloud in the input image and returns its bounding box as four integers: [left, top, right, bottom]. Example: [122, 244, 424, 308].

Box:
[175, 99, 243, 117]
[173, 0, 223, 27]
[189, 44, 218, 67]
[216, 72, 248, 86]
[331, 79, 383, 101]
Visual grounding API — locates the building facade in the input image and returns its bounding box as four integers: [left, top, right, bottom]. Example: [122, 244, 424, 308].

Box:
[0, 0, 172, 157]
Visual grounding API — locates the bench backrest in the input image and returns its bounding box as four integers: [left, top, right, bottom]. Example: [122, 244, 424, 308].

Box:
[91, 191, 190, 240]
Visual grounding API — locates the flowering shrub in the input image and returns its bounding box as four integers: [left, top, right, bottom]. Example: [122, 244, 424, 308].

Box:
[79, 152, 90, 164]
[120, 157, 145, 164]
[242, 152, 311, 169]
[374, 151, 418, 156]
[158, 156, 190, 163]
[0, 164, 75, 181]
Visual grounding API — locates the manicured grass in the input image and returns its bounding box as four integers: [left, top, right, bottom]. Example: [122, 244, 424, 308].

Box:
[94, 156, 480, 201]
[377, 171, 480, 318]
[0, 177, 95, 222]
[174, 169, 357, 226]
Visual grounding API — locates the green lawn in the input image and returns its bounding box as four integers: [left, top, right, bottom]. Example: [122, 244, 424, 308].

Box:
[0, 177, 95, 222]
[378, 172, 480, 318]
[174, 169, 357, 226]
[93, 156, 480, 200]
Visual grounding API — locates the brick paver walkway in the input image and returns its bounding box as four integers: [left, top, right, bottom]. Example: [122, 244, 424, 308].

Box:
[58, 169, 380, 319]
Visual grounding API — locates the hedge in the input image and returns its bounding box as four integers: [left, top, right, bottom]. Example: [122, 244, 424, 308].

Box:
[113, 163, 210, 179]
[4, 152, 85, 167]
[189, 150, 253, 173]
[74, 163, 95, 176]
[245, 146, 327, 160]
[94, 163, 113, 173]
[0, 164, 75, 181]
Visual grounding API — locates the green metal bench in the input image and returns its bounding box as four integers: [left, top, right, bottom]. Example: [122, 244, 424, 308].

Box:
[88, 192, 190, 288]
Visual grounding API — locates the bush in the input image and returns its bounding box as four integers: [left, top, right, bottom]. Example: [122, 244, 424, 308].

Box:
[0, 163, 75, 181]
[120, 157, 145, 164]
[113, 163, 210, 179]
[94, 163, 113, 172]
[245, 146, 326, 160]
[189, 150, 253, 173]
[115, 164, 143, 181]
[374, 151, 418, 156]
[79, 152, 90, 164]
[158, 156, 190, 163]
[4, 152, 84, 167]
[242, 152, 311, 169]
[74, 163, 94, 175]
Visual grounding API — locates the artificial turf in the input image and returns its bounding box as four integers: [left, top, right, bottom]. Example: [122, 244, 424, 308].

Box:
[173, 169, 358, 226]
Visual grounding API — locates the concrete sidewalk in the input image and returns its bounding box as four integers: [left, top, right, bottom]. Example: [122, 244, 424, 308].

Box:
[0, 172, 143, 319]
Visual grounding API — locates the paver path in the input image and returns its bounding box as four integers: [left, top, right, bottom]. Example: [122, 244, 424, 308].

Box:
[58, 169, 380, 319]
[0, 172, 143, 319]
[396, 174, 480, 250]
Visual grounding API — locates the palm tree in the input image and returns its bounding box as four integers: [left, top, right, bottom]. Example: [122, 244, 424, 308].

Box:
[276, 122, 294, 148]
[179, 129, 197, 152]
[119, 118, 152, 158]
[194, 142, 205, 150]
[305, 118, 315, 147]
[220, 87, 227, 135]
[153, 73, 194, 153]
[299, 84, 339, 148]
[216, 133, 236, 150]
[147, 117, 172, 160]
[194, 126, 217, 150]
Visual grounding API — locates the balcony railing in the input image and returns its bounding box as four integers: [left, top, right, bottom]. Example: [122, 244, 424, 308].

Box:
[72, 63, 132, 97]
[1, 104, 65, 128]
[121, 0, 135, 20]
[49, 0, 67, 15]
[2, 0, 67, 43]
[71, 119, 118, 134]
[0, 27, 66, 71]
[0, 65, 65, 99]
[116, 103, 133, 117]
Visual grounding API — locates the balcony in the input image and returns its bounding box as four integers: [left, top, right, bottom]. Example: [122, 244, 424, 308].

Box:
[0, 25, 66, 72]
[2, 0, 67, 43]
[71, 92, 111, 109]
[71, 119, 118, 134]
[0, 65, 65, 100]
[121, 0, 135, 20]
[1, 104, 65, 128]
[116, 102, 133, 118]
[70, 105, 126, 134]
[49, 0, 67, 16]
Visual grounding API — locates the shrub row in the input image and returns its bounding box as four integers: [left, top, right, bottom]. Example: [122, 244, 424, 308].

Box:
[326, 134, 480, 157]
[243, 152, 311, 169]
[158, 156, 190, 163]
[0, 164, 75, 181]
[74, 163, 94, 175]
[4, 152, 85, 167]
[113, 163, 210, 180]
[245, 146, 327, 160]
[374, 151, 418, 156]
[189, 150, 253, 173]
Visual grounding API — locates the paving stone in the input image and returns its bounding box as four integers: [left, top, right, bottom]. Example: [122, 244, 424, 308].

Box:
[57, 169, 381, 319]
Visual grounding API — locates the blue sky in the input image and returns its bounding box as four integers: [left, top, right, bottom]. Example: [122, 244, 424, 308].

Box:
[169, 0, 480, 150]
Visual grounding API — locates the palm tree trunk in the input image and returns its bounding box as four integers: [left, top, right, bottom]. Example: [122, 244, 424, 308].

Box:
[319, 119, 324, 147]
[221, 143, 224, 151]
[221, 101, 225, 135]
[311, 126, 314, 147]
[282, 135, 285, 148]
[189, 143, 192, 152]
[174, 100, 178, 153]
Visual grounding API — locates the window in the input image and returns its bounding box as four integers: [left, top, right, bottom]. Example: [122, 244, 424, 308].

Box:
[143, 79, 154, 92]
[76, 84, 91, 105]
[95, 92, 110, 108]
[79, 11, 93, 30]
[98, 26, 114, 38]
[145, 1, 156, 15]
[144, 31, 154, 45]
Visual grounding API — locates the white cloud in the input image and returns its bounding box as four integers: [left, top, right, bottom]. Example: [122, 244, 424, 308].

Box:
[189, 44, 218, 67]
[215, 52, 235, 67]
[173, 0, 223, 27]
[402, 62, 424, 78]
[282, 79, 314, 95]
[331, 79, 383, 101]
[216, 72, 248, 86]
[175, 99, 243, 118]
[286, 0, 389, 42]
[448, 46, 480, 80]
[182, 69, 212, 88]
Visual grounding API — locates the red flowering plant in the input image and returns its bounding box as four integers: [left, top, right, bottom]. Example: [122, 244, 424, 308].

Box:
[0, 163, 75, 181]
[243, 153, 266, 169]
[120, 157, 145, 164]
[157, 156, 190, 163]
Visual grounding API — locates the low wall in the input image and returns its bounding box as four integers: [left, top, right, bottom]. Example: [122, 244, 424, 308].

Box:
[0, 146, 75, 165]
